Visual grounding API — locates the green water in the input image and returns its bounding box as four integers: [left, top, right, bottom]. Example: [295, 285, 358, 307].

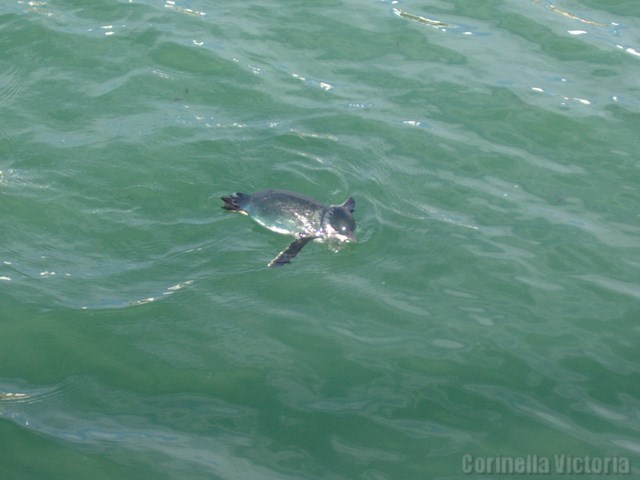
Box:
[2, 1, 639, 478]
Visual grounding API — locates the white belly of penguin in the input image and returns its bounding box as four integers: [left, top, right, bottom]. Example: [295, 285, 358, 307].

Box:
[252, 214, 319, 238]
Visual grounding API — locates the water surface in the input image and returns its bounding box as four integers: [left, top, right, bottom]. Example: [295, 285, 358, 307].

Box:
[1, 1, 639, 478]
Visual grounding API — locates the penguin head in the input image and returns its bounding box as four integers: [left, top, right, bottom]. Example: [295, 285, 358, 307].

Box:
[325, 201, 356, 242]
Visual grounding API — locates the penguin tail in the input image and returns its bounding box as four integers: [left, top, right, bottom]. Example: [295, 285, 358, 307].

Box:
[221, 192, 249, 212]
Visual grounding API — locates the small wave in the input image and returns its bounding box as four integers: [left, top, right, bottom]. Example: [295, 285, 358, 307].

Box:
[0, 376, 83, 406]
[0, 63, 33, 107]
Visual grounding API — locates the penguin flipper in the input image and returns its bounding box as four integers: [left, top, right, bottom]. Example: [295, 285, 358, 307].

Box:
[268, 237, 315, 267]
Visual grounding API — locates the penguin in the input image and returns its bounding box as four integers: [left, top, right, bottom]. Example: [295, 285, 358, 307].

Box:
[221, 189, 356, 267]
